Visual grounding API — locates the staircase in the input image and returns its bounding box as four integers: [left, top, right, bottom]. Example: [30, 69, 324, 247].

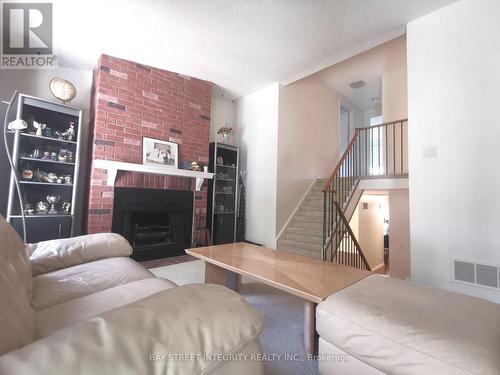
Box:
[277, 178, 327, 259]
[278, 119, 409, 270]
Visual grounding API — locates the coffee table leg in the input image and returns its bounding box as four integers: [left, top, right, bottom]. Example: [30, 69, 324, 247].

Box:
[304, 300, 318, 356]
[204, 262, 226, 285]
[204, 262, 240, 291]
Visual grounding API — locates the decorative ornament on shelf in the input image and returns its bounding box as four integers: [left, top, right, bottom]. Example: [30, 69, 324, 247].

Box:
[46, 195, 60, 214]
[217, 126, 232, 144]
[33, 120, 46, 136]
[49, 77, 77, 104]
[55, 121, 75, 141]
[191, 162, 201, 172]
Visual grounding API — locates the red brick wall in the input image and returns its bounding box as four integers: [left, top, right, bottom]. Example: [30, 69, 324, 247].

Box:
[87, 54, 211, 239]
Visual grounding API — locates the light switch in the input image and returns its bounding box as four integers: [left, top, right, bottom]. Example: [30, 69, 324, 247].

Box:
[422, 146, 437, 159]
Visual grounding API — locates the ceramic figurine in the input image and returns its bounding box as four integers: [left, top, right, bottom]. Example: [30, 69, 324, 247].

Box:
[65, 122, 75, 141]
[24, 204, 35, 216]
[36, 201, 48, 215]
[47, 173, 58, 183]
[21, 169, 33, 180]
[32, 148, 41, 159]
[191, 161, 201, 171]
[56, 122, 76, 141]
[62, 201, 71, 213]
[33, 121, 46, 136]
[58, 150, 68, 162]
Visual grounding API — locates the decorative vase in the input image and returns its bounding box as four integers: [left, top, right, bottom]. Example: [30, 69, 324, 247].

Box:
[222, 132, 229, 143]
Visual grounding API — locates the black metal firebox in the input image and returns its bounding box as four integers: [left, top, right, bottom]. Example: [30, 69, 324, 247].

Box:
[112, 188, 193, 261]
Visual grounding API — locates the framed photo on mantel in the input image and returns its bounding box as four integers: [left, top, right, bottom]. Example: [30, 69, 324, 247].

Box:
[142, 137, 178, 168]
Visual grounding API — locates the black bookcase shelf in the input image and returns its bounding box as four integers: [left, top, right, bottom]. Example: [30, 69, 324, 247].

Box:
[19, 181, 74, 187]
[20, 132, 78, 144]
[19, 157, 75, 165]
[207, 142, 239, 245]
[6, 94, 83, 242]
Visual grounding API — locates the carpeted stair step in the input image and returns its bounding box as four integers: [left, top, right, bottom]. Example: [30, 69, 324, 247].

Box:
[297, 207, 322, 217]
[277, 244, 322, 259]
[285, 226, 323, 237]
[293, 214, 322, 223]
[283, 231, 322, 244]
[278, 238, 321, 251]
[290, 219, 322, 230]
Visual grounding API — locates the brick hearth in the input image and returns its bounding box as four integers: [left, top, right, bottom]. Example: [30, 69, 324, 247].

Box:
[87, 54, 211, 240]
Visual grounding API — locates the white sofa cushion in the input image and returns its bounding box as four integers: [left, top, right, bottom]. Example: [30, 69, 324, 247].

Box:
[317, 275, 500, 375]
[0, 284, 266, 375]
[36, 277, 177, 338]
[28, 232, 132, 276]
[31, 257, 153, 311]
[0, 216, 32, 298]
[0, 216, 34, 355]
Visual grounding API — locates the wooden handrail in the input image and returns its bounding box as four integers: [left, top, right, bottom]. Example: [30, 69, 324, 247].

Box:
[322, 118, 408, 193]
[322, 128, 360, 192]
[356, 118, 408, 131]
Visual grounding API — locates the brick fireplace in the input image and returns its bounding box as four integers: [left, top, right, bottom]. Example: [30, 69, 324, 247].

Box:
[87, 54, 211, 249]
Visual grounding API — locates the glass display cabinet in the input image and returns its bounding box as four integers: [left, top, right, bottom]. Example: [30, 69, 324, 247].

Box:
[207, 142, 239, 244]
[6, 94, 82, 242]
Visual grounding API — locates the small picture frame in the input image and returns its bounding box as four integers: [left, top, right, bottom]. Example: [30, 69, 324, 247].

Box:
[142, 137, 178, 168]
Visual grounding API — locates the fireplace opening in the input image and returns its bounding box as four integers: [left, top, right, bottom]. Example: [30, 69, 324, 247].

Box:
[131, 211, 179, 249]
[112, 188, 193, 261]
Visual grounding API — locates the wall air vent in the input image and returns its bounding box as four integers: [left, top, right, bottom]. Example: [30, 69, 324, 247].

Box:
[453, 259, 499, 289]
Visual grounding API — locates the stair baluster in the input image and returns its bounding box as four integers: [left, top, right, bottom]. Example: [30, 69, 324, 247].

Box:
[322, 119, 408, 270]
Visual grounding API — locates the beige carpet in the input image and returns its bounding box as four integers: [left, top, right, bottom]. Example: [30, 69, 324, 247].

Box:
[150, 261, 319, 375]
[150, 259, 204, 284]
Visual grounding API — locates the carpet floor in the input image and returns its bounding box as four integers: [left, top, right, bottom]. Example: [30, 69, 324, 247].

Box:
[150, 261, 319, 375]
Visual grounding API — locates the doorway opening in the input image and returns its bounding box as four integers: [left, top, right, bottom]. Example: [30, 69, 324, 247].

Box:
[339, 105, 352, 157]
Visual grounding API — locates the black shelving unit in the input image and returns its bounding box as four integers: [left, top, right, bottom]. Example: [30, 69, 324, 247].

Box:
[207, 142, 239, 244]
[6, 94, 83, 242]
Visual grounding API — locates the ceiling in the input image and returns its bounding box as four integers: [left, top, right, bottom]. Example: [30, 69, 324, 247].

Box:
[315, 35, 406, 111]
[52, 0, 457, 98]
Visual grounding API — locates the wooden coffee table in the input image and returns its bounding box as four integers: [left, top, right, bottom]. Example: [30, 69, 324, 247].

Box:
[186, 242, 371, 355]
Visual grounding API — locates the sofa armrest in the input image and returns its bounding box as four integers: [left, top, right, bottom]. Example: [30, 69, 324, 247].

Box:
[0, 284, 266, 375]
[28, 233, 132, 276]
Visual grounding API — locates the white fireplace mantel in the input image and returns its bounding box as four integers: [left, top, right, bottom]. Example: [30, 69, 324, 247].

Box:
[93, 160, 213, 191]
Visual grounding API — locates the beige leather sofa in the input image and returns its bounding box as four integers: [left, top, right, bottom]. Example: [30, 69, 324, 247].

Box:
[0, 216, 266, 374]
[316, 274, 500, 375]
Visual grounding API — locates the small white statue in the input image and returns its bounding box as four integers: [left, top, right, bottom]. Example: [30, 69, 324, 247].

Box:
[33, 121, 46, 136]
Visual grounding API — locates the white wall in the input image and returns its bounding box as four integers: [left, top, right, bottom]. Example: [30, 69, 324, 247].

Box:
[382, 68, 407, 123]
[210, 96, 237, 144]
[389, 189, 410, 279]
[407, 0, 500, 302]
[0, 66, 92, 234]
[276, 77, 342, 234]
[236, 83, 279, 248]
[355, 194, 386, 270]
[382, 35, 408, 123]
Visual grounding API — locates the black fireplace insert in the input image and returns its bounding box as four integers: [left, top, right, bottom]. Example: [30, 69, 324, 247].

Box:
[112, 188, 193, 261]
